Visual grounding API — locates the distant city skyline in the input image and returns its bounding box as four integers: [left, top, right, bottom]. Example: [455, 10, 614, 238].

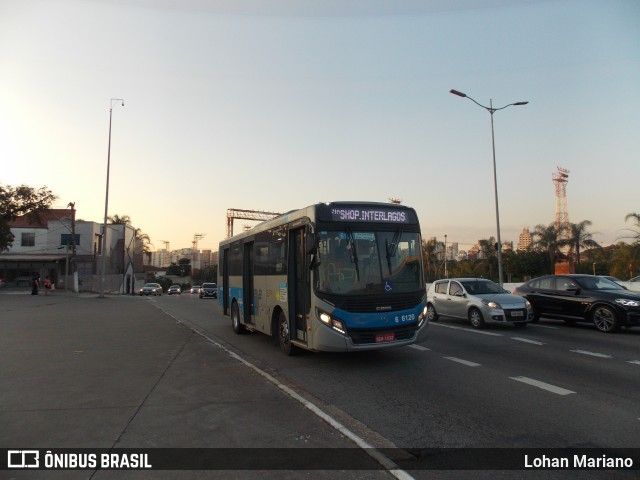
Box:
[2, 0, 638, 251]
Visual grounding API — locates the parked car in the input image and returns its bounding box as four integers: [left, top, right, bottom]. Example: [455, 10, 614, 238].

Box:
[190, 285, 201, 294]
[168, 285, 182, 295]
[199, 282, 218, 299]
[140, 283, 163, 296]
[630, 276, 640, 283]
[426, 278, 532, 329]
[513, 274, 640, 333]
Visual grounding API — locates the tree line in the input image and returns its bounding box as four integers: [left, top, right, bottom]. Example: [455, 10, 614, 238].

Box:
[422, 216, 640, 283]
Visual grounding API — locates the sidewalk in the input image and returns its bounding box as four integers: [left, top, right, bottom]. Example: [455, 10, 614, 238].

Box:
[0, 293, 394, 479]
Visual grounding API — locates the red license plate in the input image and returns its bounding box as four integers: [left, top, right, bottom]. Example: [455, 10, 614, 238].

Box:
[375, 333, 396, 343]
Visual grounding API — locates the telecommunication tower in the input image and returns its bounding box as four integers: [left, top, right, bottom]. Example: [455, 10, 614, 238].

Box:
[552, 167, 570, 232]
[552, 166, 572, 262]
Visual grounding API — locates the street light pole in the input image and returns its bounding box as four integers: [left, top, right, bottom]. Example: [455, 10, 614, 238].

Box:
[99, 98, 125, 298]
[449, 89, 528, 286]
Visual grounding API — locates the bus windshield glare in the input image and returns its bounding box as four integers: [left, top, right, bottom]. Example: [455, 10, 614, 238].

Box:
[316, 230, 422, 295]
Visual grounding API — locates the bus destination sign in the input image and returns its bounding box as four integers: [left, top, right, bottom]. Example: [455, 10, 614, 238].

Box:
[330, 207, 409, 223]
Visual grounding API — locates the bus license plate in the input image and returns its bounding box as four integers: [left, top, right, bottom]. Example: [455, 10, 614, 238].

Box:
[375, 333, 396, 343]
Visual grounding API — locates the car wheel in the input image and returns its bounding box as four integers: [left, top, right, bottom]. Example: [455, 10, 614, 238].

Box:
[469, 308, 485, 329]
[592, 305, 620, 333]
[231, 302, 245, 334]
[426, 303, 439, 322]
[277, 311, 296, 356]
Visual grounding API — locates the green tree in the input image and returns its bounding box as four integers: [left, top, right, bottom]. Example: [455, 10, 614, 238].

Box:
[166, 258, 192, 277]
[474, 237, 497, 281]
[567, 220, 599, 265]
[422, 238, 444, 282]
[0, 184, 58, 252]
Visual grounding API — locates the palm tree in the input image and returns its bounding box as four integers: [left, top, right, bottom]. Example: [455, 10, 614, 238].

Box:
[108, 214, 131, 225]
[135, 228, 153, 263]
[108, 214, 153, 264]
[567, 220, 599, 264]
[532, 223, 567, 273]
[623, 213, 640, 244]
[622, 213, 640, 277]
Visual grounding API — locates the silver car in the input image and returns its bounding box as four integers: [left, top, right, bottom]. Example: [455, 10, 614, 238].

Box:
[140, 282, 163, 296]
[427, 278, 533, 328]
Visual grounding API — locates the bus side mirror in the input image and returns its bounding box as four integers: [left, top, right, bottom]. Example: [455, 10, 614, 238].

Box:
[306, 232, 316, 254]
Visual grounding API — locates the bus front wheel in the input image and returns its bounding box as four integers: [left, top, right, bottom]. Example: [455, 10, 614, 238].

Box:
[277, 311, 296, 356]
[232, 302, 245, 334]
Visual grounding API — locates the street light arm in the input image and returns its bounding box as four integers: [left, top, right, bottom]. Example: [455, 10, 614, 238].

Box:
[492, 101, 529, 112]
[450, 89, 528, 113]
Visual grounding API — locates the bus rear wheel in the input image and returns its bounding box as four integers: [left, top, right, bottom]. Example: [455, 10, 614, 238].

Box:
[277, 311, 296, 356]
[231, 302, 245, 334]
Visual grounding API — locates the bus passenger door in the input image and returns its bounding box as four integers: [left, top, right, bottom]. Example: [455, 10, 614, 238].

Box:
[243, 242, 255, 324]
[289, 228, 309, 343]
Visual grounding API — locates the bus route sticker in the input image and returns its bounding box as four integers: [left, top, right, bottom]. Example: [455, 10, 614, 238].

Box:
[279, 282, 287, 302]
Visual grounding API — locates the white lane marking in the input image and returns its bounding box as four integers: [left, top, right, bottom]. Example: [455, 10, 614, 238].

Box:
[432, 323, 502, 336]
[570, 350, 612, 358]
[529, 323, 559, 329]
[408, 344, 430, 351]
[444, 357, 481, 367]
[512, 337, 545, 345]
[510, 376, 576, 395]
[149, 303, 415, 480]
[628, 360, 640, 365]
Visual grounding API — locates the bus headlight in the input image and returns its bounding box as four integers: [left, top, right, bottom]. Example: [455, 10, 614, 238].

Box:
[417, 305, 428, 327]
[317, 309, 347, 335]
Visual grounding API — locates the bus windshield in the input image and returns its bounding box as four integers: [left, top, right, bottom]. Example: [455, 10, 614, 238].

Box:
[316, 230, 423, 295]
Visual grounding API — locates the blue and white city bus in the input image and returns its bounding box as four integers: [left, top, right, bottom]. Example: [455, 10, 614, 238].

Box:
[218, 202, 429, 355]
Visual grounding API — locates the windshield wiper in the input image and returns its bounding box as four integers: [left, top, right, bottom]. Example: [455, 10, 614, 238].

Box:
[385, 227, 403, 275]
[345, 227, 360, 281]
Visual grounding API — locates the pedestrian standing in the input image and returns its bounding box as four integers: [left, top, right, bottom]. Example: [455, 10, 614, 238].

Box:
[31, 274, 39, 295]
[43, 276, 52, 296]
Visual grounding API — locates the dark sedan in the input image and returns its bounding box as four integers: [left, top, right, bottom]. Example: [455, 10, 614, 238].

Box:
[199, 282, 218, 299]
[513, 274, 640, 333]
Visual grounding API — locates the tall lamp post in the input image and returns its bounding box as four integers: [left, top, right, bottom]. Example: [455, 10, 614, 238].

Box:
[449, 89, 528, 286]
[99, 98, 125, 298]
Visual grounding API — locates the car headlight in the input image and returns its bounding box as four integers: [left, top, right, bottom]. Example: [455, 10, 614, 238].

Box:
[482, 299, 502, 309]
[317, 309, 346, 335]
[525, 300, 531, 308]
[615, 298, 640, 307]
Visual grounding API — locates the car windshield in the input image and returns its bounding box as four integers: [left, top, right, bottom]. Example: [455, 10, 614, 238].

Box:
[576, 277, 626, 291]
[203, 283, 216, 288]
[461, 280, 507, 295]
[144, 283, 157, 287]
[315, 230, 423, 295]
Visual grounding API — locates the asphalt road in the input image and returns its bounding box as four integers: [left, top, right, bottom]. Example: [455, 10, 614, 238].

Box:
[155, 292, 640, 479]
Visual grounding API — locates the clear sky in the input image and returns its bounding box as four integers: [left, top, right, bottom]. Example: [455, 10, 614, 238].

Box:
[1, 0, 639, 252]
